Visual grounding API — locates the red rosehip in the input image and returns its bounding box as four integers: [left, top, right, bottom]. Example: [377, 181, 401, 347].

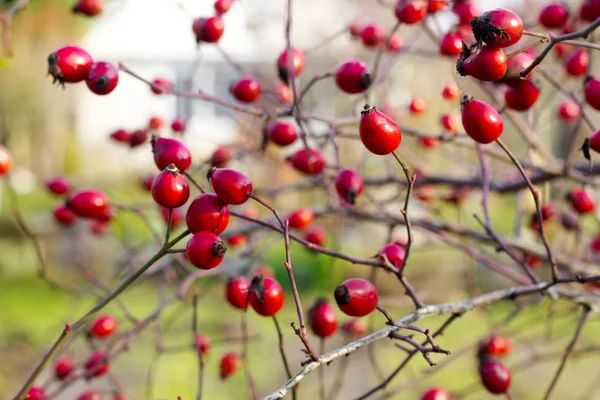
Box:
[415, 184, 436, 202]
[152, 137, 192, 172]
[558, 100, 581, 121]
[386, 34, 404, 53]
[72, 0, 102, 16]
[439, 31, 463, 57]
[421, 387, 451, 400]
[46, 176, 71, 195]
[249, 275, 284, 316]
[76, 391, 102, 400]
[458, 45, 507, 81]
[428, 0, 447, 14]
[226, 233, 247, 248]
[471, 8, 523, 48]
[208, 167, 252, 205]
[334, 278, 378, 317]
[141, 175, 154, 192]
[539, 2, 569, 28]
[214, 0, 233, 14]
[446, 185, 470, 205]
[580, 0, 600, 21]
[171, 117, 187, 133]
[335, 168, 364, 205]
[569, 188, 595, 214]
[196, 334, 210, 355]
[335, 60, 371, 94]
[525, 254, 542, 268]
[276, 82, 294, 104]
[48, 45, 93, 85]
[151, 78, 172, 95]
[504, 80, 540, 111]
[584, 77, 600, 111]
[53, 204, 77, 226]
[186, 193, 230, 234]
[0, 145, 11, 176]
[378, 243, 406, 271]
[341, 319, 367, 336]
[211, 145, 232, 168]
[90, 220, 109, 235]
[89, 314, 117, 338]
[359, 104, 402, 155]
[361, 24, 386, 47]
[409, 96, 427, 114]
[66, 189, 108, 220]
[266, 120, 298, 147]
[110, 128, 130, 143]
[564, 49, 589, 77]
[442, 83, 459, 100]
[54, 354, 75, 380]
[309, 298, 338, 338]
[192, 16, 225, 43]
[277, 47, 306, 83]
[349, 20, 364, 37]
[128, 129, 150, 148]
[85, 351, 109, 378]
[530, 203, 556, 230]
[394, 0, 428, 24]
[452, 1, 480, 25]
[220, 352, 241, 379]
[226, 276, 250, 309]
[484, 335, 513, 356]
[461, 97, 503, 144]
[419, 137, 440, 149]
[590, 129, 600, 154]
[186, 231, 227, 269]
[590, 235, 600, 253]
[305, 226, 327, 246]
[288, 148, 326, 175]
[85, 61, 119, 95]
[230, 77, 261, 103]
[148, 115, 165, 131]
[479, 360, 511, 394]
[26, 387, 46, 400]
[161, 207, 184, 229]
[151, 165, 190, 208]
[288, 208, 314, 229]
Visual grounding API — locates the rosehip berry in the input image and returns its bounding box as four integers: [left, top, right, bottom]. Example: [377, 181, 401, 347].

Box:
[226, 233, 247, 248]
[439, 31, 463, 57]
[335, 60, 371, 94]
[110, 128, 130, 143]
[148, 115, 165, 130]
[196, 334, 210, 355]
[0, 145, 11, 176]
[151, 165, 190, 208]
[457, 45, 507, 82]
[419, 137, 440, 149]
[249, 275, 284, 316]
[415, 184, 436, 202]
[361, 24, 386, 47]
[584, 77, 600, 111]
[428, 0, 447, 14]
[580, 0, 600, 21]
[66, 189, 108, 220]
[53, 204, 77, 226]
[26, 387, 46, 400]
[186, 231, 227, 269]
[530, 203, 556, 231]
[525, 254, 542, 268]
[558, 100, 581, 121]
[409, 96, 427, 114]
[54, 354, 75, 380]
[309, 298, 338, 338]
[501, 51, 536, 87]
[471, 8, 523, 48]
[77, 391, 102, 400]
[288, 148, 326, 175]
[394, 0, 428, 24]
[568, 188, 595, 214]
[359, 104, 402, 155]
[214, 0, 233, 15]
[211, 145, 232, 168]
[266, 120, 298, 147]
[277, 47, 306, 83]
[192, 16, 225, 43]
[590, 236, 600, 253]
[186, 193, 230, 234]
[539, 2, 569, 28]
[446, 185, 470, 205]
[46, 176, 71, 195]
[504, 80, 540, 111]
[72, 0, 102, 16]
[334, 278, 378, 317]
[305, 226, 327, 246]
[151, 78, 172, 95]
[226, 276, 250, 309]
[479, 360, 511, 394]
[161, 207, 183, 229]
[421, 387, 451, 400]
[564, 49, 589, 77]
[220, 352, 241, 379]
[461, 97, 503, 144]
[335, 168, 364, 205]
[85, 61, 119, 95]
[386, 34, 404, 53]
[288, 208, 314, 229]
[442, 83, 459, 100]
[89, 314, 117, 338]
[349, 20, 364, 38]
[140, 175, 154, 192]
[276, 82, 294, 104]
[452, 1, 480, 25]
[340, 318, 367, 336]
[590, 129, 600, 154]
[208, 167, 252, 205]
[128, 130, 150, 148]
[171, 117, 187, 133]
[230, 77, 262, 103]
[378, 243, 406, 271]
[152, 137, 192, 172]
[48, 45, 94, 85]
[483, 335, 513, 356]
[90, 220, 109, 235]
[85, 351, 109, 378]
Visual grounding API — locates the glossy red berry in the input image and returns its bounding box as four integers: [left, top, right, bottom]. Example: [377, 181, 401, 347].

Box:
[471, 8, 523, 48]
[48, 45, 94, 85]
[249, 275, 284, 316]
[151, 165, 190, 208]
[421, 387, 451, 400]
[568, 188, 595, 214]
[76, 391, 102, 400]
[66, 189, 108, 220]
[558, 100, 581, 121]
[129, 130, 150, 148]
[152, 137, 192, 172]
[394, 0, 428, 24]
[378, 243, 406, 271]
[89, 314, 117, 338]
[564, 49, 589, 76]
[409, 96, 427, 114]
[305, 226, 327, 246]
[479, 360, 511, 394]
[214, 0, 233, 14]
[226, 276, 250, 309]
[335, 60, 371, 94]
[360, 24, 386, 47]
[53, 204, 77, 226]
[484, 335, 513, 356]
[277, 47, 306, 83]
[220, 352, 241, 379]
[539, 2, 569, 28]
[334, 278, 378, 317]
[85, 61, 119, 95]
[196, 334, 210, 355]
[211, 145, 232, 168]
[161, 207, 184, 229]
[452, 1, 480, 25]
[186, 193, 230, 234]
[309, 298, 338, 338]
[580, 0, 600, 21]
[46, 176, 71, 195]
[230, 77, 262, 103]
[85, 351, 109, 378]
[584, 77, 600, 111]
[590, 129, 600, 154]
[54, 354, 75, 380]
[192, 16, 225, 43]
[151, 78, 172, 95]
[266, 120, 298, 147]
[504, 80, 540, 111]
[72, 0, 102, 16]
[208, 167, 252, 205]
[458, 45, 507, 82]
[461, 97, 503, 144]
[148, 115, 165, 131]
[288, 148, 326, 175]
[442, 83, 459, 100]
[340, 318, 367, 336]
[171, 117, 187, 133]
[26, 386, 46, 400]
[359, 104, 402, 155]
[110, 128, 130, 143]
[335, 168, 364, 205]
[288, 208, 314, 229]
[439, 31, 463, 56]
[186, 231, 227, 269]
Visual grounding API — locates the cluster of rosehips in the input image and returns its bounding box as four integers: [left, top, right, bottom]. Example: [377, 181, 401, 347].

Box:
[108, 112, 187, 150]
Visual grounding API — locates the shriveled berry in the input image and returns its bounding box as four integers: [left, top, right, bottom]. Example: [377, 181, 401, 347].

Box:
[226, 276, 250, 309]
[89, 314, 117, 338]
[288, 208, 314, 229]
[46, 176, 71, 195]
[359, 104, 401, 155]
[230, 77, 261, 103]
[211, 145, 232, 168]
[85, 351, 109, 378]
[249, 275, 284, 316]
[72, 0, 102, 16]
[471, 8, 523, 48]
[308, 298, 338, 338]
[277, 47, 306, 83]
[334, 278, 378, 317]
[208, 167, 252, 205]
[152, 137, 192, 172]
[288, 148, 326, 175]
[192, 16, 225, 43]
[151, 165, 190, 208]
[335, 60, 371, 94]
[186, 193, 230, 234]
[539, 2, 569, 28]
[461, 97, 503, 144]
[335, 168, 364, 205]
[220, 352, 241, 379]
[479, 360, 511, 394]
[85, 61, 119, 95]
[186, 231, 227, 269]
[66, 189, 108, 220]
[266, 120, 298, 147]
[584, 77, 600, 111]
[48, 45, 93, 85]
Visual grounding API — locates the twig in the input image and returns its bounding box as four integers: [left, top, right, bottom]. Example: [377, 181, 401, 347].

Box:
[273, 316, 296, 400]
